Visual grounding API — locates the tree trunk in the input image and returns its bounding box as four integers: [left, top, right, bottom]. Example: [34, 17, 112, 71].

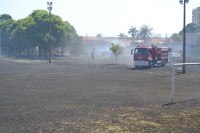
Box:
[44, 48, 48, 58]
[61, 45, 65, 57]
[39, 47, 42, 58]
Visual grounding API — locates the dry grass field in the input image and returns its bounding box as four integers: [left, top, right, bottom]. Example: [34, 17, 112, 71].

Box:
[0, 56, 200, 132]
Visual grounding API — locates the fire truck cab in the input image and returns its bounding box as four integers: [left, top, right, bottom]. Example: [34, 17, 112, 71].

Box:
[131, 45, 171, 68]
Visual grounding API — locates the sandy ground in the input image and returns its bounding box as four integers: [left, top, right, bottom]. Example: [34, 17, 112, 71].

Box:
[0, 55, 200, 132]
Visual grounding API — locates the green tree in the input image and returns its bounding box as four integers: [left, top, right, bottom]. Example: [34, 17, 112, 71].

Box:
[9, 16, 36, 56]
[69, 36, 83, 56]
[29, 10, 53, 58]
[0, 18, 16, 55]
[0, 14, 12, 22]
[128, 26, 138, 40]
[29, 10, 80, 58]
[62, 21, 81, 56]
[179, 23, 200, 34]
[139, 25, 153, 44]
[0, 10, 81, 58]
[170, 33, 182, 42]
[109, 43, 124, 64]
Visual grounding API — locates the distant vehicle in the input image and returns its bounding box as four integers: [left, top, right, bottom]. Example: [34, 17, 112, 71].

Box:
[131, 45, 172, 68]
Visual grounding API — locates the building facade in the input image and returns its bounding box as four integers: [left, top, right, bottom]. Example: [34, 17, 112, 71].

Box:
[192, 7, 200, 24]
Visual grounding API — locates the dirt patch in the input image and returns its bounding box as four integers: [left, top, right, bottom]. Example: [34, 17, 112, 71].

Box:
[38, 105, 200, 133]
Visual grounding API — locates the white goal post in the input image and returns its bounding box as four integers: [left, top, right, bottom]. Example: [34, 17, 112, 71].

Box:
[171, 63, 200, 103]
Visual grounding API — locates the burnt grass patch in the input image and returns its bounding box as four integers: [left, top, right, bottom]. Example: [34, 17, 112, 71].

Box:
[0, 57, 200, 132]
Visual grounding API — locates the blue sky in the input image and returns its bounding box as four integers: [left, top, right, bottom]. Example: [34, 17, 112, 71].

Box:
[0, 0, 200, 37]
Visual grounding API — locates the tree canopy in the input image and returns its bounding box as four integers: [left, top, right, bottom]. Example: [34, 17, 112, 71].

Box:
[170, 33, 182, 42]
[118, 33, 128, 39]
[128, 26, 138, 40]
[138, 25, 153, 44]
[185, 23, 200, 33]
[0, 14, 12, 22]
[179, 23, 200, 34]
[0, 10, 82, 58]
[96, 33, 103, 39]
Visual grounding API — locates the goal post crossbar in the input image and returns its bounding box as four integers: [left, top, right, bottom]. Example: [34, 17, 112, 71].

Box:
[174, 62, 200, 66]
[171, 62, 200, 103]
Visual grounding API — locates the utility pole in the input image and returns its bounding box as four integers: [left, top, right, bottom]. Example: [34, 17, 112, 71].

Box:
[179, 0, 189, 73]
[47, 2, 53, 64]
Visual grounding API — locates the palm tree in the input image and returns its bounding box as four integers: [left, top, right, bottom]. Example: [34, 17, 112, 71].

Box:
[118, 33, 128, 39]
[128, 26, 138, 40]
[139, 25, 153, 44]
[96, 33, 103, 39]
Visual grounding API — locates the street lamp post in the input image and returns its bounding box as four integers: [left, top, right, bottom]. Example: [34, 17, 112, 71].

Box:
[47, 2, 53, 64]
[179, 0, 189, 74]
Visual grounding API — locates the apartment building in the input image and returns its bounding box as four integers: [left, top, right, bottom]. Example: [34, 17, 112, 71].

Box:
[192, 6, 200, 24]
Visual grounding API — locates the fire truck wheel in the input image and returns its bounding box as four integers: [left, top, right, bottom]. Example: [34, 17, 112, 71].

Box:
[161, 63, 165, 67]
[152, 61, 155, 67]
[161, 60, 166, 67]
[135, 65, 139, 69]
[149, 61, 153, 68]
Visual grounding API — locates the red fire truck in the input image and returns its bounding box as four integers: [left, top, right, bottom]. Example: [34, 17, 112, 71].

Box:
[131, 45, 172, 68]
